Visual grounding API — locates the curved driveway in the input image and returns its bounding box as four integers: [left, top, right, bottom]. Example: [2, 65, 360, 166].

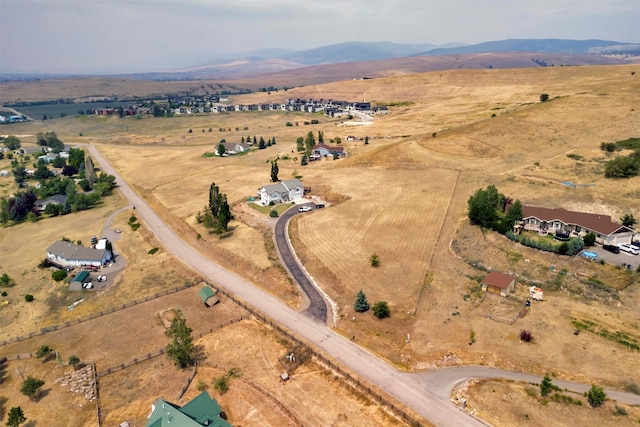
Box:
[86, 144, 640, 426]
[274, 203, 327, 321]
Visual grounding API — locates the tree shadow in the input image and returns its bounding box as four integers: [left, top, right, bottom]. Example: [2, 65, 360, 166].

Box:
[219, 230, 235, 240]
[24, 420, 38, 427]
[193, 344, 206, 363]
[34, 388, 52, 402]
[0, 396, 7, 420]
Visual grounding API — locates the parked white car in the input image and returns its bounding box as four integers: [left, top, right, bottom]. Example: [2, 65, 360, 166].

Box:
[618, 243, 640, 255]
[97, 275, 107, 282]
[82, 282, 93, 289]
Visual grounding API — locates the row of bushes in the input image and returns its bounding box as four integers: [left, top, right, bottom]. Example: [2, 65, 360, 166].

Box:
[506, 230, 584, 255]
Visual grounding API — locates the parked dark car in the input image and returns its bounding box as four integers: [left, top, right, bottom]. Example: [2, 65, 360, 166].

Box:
[602, 244, 620, 254]
[316, 203, 325, 208]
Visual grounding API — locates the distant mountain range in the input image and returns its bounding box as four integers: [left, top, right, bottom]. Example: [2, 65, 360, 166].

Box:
[139, 38, 638, 81]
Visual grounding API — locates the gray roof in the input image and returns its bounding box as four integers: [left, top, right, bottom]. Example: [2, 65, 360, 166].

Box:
[47, 240, 107, 262]
[261, 179, 302, 195]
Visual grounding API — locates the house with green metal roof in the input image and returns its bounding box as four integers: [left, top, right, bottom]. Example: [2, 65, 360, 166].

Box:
[146, 391, 232, 427]
[199, 286, 219, 307]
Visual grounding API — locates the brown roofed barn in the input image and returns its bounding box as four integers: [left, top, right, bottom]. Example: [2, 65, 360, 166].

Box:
[482, 271, 516, 297]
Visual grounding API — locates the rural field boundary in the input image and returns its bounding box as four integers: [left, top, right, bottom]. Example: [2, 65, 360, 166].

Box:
[0, 280, 200, 348]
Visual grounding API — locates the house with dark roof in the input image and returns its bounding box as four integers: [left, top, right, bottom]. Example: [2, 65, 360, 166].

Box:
[481, 271, 516, 297]
[34, 194, 67, 212]
[146, 391, 232, 427]
[521, 205, 635, 245]
[257, 179, 304, 206]
[46, 240, 112, 268]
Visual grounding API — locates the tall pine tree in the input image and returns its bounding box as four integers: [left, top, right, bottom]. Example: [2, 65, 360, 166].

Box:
[353, 290, 370, 312]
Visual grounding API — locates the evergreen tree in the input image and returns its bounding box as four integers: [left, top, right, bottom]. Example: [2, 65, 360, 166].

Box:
[216, 195, 232, 235]
[304, 131, 315, 154]
[271, 136, 276, 145]
[318, 130, 324, 144]
[165, 311, 195, 368]
[253, 135, 257, 145]
[353, 290, 370, 312]
[540, 375, 554, 396]
[6, 407, 26, 427]
[296, 137, 304, 152]
[209, 182, 220, 216]
[270, 160, 279, 182]
[84, 155, 96, 185]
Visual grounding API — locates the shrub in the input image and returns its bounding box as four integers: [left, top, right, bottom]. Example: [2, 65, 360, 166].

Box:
[520, 329, 533, 342]
[370, 253, 380, 267]
[68, 355, 80, 366]
[36, 345, 52, 358]
[214, 376, 228, 394]
[197, 379, 208, 391]
[269, 210, 278, 218]
[613, 405, 628, 416]
[24, 294, 34, 302]
[1, 291, 7, 297]
[148, 247, 159, 255]
[604, 156, 639, 178]
[52, 270, 67, 281]
[586, 384, 606, 407]
[540, 93, 549, 102]
[583, 232, 596, 247]
[372, 301, 390, 319]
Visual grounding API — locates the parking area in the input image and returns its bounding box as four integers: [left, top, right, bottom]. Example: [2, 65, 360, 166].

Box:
[584, 245, 640, 270]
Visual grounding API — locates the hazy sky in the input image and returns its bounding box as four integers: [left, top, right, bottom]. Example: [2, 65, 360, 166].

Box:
[1, 0, 638, 74]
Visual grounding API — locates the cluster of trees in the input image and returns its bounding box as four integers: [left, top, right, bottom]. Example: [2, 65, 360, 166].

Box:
[2, 135, 21, 150]
[241, 135, 277, 149]
[196, 182, 232, 236]
[36, 131, 64, 152]
[1, 145, 116, 224]
[467, 185, 523, 234]
[602, 137, 640, 178]
[353, 290, 390, 319]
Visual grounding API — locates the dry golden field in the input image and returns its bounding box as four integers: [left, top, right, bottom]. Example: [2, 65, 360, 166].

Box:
[464, 379, 640, 426]
[1, 64, 640, 426]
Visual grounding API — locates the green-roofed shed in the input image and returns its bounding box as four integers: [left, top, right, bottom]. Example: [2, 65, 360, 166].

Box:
[199, 286, 219, 307]
[146, 391, 232, 427]
[70, 270, 90, 291]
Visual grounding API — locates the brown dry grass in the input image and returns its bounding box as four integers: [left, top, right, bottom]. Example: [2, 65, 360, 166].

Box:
[2, 64, 640, 424]
[464, 378, 640, 427]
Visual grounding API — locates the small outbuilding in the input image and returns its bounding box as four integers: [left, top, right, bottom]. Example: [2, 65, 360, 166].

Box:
[199, 286, 220, 307]
[70, 270, 91, 291]
[481, 271, 516, 297]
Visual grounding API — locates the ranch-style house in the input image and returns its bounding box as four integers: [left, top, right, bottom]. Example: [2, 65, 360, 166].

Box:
[521, 205, 636, 245]
[311, 143, 345, 160]
[257, 179, 304, 206]
[46, 240, 112, 268]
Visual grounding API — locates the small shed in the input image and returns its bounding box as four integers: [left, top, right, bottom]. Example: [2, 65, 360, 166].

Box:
[481, 271, 516, 297]
[70, 270, 90, 291]
[199, 286, 219, 307]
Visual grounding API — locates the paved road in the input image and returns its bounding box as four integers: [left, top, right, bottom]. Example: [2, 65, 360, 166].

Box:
[87, 144, 640, 426]
[274, 202, 328, 321]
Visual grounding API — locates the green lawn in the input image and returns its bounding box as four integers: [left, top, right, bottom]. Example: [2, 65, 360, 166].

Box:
[248, 202, 294, 216]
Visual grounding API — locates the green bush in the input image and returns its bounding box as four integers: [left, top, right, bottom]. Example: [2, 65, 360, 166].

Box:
[583, 232, 596, 247]
[148, 247, 159, 255]
[52, 270, 67, 281]
[214, 376, 228, 394]
[25, 294, 34, 302]
[372, 301, 390, 319]
[269, 210, 278, 218]
[586, 384, 606, 407]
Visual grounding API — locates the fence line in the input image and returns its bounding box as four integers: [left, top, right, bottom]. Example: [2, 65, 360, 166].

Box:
[0, 279, 201, 348]
[206, 282, 426, 427]
[177, 362, 198, 401]
[92, 361, 101, 427]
